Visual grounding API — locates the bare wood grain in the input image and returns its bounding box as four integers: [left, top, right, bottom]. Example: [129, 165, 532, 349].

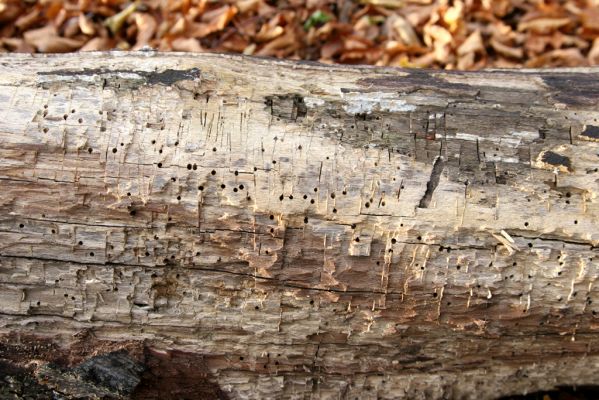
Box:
[0, 52, 597, 399]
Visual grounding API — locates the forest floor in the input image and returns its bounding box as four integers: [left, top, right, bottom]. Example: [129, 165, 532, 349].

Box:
[1, 0, 599, 69]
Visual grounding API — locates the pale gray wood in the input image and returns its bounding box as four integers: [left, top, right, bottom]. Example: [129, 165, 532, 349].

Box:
[0, 51, 597, 399]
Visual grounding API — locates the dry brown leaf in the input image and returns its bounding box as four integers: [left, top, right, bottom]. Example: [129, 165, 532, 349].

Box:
[24, 25, 85, 52]
[171, 37, 202, 52]
[243, 42, 256, 55]
[14, 9, 40, 31]
[255, 29, 297, 57]
[0, 0, 596, 71]
[344, 35, 372, 51]
[457, 29, 483, 56]
[321, 39, 343, 59]
[340, 48, 383, 63]
[582, 7, 599, 31]
[132, 13, 157, 50]
[524, 35, 552, 54]
[443, 0, 463, 33]
[79, 37, 113, 51]
[236, 0, 260, 14]
[589, 38, 599, 65]
[424, 24, 451, 47]
[63, 17, 81, 38]
[1, 37, 35, 53]
[517, 18, 571, 33]
[490, 37, 523, 59]
[0, 2, 22, 23]
[78, 13, 96, 36]
[525, 48, 587, 68]
[359, 0, 404, 9]
[169, 16, 186, 36]
[201, 5, 237, 28]
[255, 15, 284, 42]
[220, 32, 249, 52]
[190, 5, 237, 38]
[457, 51, 474, 69]
[388, 14, 421, 47]
[409, 52, 436, 68]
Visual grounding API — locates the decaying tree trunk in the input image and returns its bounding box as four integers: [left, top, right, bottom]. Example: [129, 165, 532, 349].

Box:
[0, 52, 597, 399]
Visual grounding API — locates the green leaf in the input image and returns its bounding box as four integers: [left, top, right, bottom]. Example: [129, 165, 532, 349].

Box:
[303, 10, 332, 31]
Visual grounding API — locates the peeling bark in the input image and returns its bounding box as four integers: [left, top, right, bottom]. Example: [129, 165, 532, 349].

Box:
[0, 52, 597, 399]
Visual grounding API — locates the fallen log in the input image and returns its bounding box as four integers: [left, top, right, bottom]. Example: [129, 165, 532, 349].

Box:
[0, 52, 597, 399]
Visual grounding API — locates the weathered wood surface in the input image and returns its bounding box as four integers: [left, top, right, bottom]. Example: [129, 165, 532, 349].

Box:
[0, 52, 597, 399]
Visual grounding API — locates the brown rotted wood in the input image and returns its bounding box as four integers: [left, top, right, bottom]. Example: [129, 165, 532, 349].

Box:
[0, 52, 597, 399]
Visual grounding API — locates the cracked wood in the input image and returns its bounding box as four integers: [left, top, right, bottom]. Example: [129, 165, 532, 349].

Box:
[0, 52, 597, 400]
